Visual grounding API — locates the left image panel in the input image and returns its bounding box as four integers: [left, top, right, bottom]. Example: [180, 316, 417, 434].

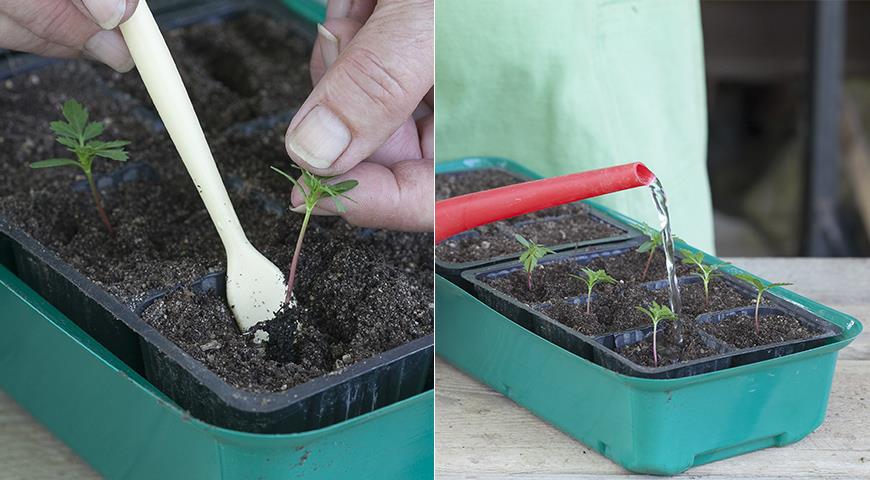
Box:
[0, 0, 434, 478]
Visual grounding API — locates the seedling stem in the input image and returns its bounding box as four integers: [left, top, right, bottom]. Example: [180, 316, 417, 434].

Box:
[734, 274, 792, 334]
[635, 301, 677, 367]
[515, 234, 555, 290]
[679, 249, 729, 311]
[273, 165, 357, 305]
[30, 99, 130, 235]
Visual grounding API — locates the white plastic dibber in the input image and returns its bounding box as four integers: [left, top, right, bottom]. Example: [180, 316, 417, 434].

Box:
[119, 0, 286, 331]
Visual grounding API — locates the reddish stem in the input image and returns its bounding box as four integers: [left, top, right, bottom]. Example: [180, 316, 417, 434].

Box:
[87, 173, 113, 235]
[527, 271, 532, 290]
[641, 249, 653, 281]
[285, 209, 311, 305]
[754, 297, 761, 334]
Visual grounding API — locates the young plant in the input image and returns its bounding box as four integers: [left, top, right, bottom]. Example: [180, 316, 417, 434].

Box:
[515, 234, 555, 290]
[30, 99, 129, 234]
[679, 249, 729, 310]
[636, 230, 663, 281]
[636, 229, 681, 281]
[635, 301, 677, 367]
[568, 267, 617, 314]
[272, 165, 357, 304]
[734, 273, 793, 334]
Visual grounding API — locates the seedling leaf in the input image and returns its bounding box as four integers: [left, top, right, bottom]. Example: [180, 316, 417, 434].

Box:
[50, 121, 78, 140]
[82, 122, 105, 141]
[30, 158, 81, 169]
[61, 99, 88, 134]
[273, 163, 359, 304]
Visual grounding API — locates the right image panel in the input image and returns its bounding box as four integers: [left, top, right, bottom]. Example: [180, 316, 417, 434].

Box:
[434, 0, 867, 477]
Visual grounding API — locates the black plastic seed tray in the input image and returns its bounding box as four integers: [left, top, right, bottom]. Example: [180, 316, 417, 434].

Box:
[0, 0, 433, 434]
[462, 241, 843, 379]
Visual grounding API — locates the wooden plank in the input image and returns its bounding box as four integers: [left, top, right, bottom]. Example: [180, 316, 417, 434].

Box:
[435, 359, 870, 478]
[0, 391, 99, 479]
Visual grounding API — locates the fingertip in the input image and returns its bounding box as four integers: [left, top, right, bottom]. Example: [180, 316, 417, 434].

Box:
[83, 30, 135, 72]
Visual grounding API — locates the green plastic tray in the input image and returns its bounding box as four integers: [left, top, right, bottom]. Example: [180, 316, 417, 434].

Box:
[0, 262, 433, 479]
[435, 157, 862, 475]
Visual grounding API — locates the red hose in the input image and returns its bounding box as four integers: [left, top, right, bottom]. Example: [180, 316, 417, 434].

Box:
[436, 162, 655, 243]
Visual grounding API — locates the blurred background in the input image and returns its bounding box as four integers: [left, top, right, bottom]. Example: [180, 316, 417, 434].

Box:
[703, 0, 870, 257]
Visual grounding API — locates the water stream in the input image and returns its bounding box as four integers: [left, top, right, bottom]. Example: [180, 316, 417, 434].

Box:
[650, 178, 683, 344]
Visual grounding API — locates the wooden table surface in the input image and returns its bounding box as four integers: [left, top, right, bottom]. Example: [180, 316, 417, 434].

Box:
[1, 259, 868, 479]
[436, 258, 870, 479]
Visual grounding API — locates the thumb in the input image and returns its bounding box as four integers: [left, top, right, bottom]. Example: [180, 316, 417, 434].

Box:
[284, 0, 433, 175]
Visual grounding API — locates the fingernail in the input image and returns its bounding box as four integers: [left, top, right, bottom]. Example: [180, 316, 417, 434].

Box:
[286, 105, 351, 169]
[82, 0, 126, 29]
[84, 30, 135, 72]
[327, 0, 351, 18]
[290, 204, 307, 214]
[317, 24, 340, 68]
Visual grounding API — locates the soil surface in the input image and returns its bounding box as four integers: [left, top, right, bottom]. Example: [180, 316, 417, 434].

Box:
[142, 238, 433, 393]
[482, 249, 693, 305]
[618, 323, 720, 368]
[0, 14, 433, 393]
[434, 170, 625, 264]
[700, 312, 823, 350]
[435, 169, 525, 200]
[537, 278, 754, 337]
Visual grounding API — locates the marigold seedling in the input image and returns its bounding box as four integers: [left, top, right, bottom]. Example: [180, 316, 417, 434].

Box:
[273, 165, 357, 305]
[734, 273, 793, 334]
[635, 301, 677, 367]
[636, 229, 681, 281]
[515, 234, 555, 290]
[30, 99, 129, 234]
[636, 230, 663, 281]
[679, 249, 729, 311]
[568, 267, 617, 314]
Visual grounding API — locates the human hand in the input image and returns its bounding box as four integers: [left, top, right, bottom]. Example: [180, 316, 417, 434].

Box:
[0, 0, 137, 72]
[286, 0, 433, 232]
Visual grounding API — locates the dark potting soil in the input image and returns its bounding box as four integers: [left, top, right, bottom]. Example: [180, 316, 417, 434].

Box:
[539, 278, 759, 337]
[483, 249, 692, 305]
[649, 278, 759, 318]
[435, 169, 524, 200]
[141, 238, 433, 393]
[435, 205, 624, 264]
[98, 14, 312, 134]
[0, 14, 433, 393]
[618, 322, 718, 368]
[700, 312, 822, 350]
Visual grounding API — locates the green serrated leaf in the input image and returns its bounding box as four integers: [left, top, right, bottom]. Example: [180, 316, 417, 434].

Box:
[56, 136, 79, 149]
[331, 196, 347, 213]
[92, 139, 129, 150]
[30, 158, 81, 169]
[82, 122, 105, 141]
[514, 234, 530, 247]
[62, 99, 88, 135]
[329, 180, 359, 195]
[50, 121, 78, 140]
[95, 149, 128, 161]
[271, 166, 302, 188]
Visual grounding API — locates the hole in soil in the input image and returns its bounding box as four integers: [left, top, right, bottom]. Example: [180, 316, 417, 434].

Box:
[186, 37, 259, 97]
